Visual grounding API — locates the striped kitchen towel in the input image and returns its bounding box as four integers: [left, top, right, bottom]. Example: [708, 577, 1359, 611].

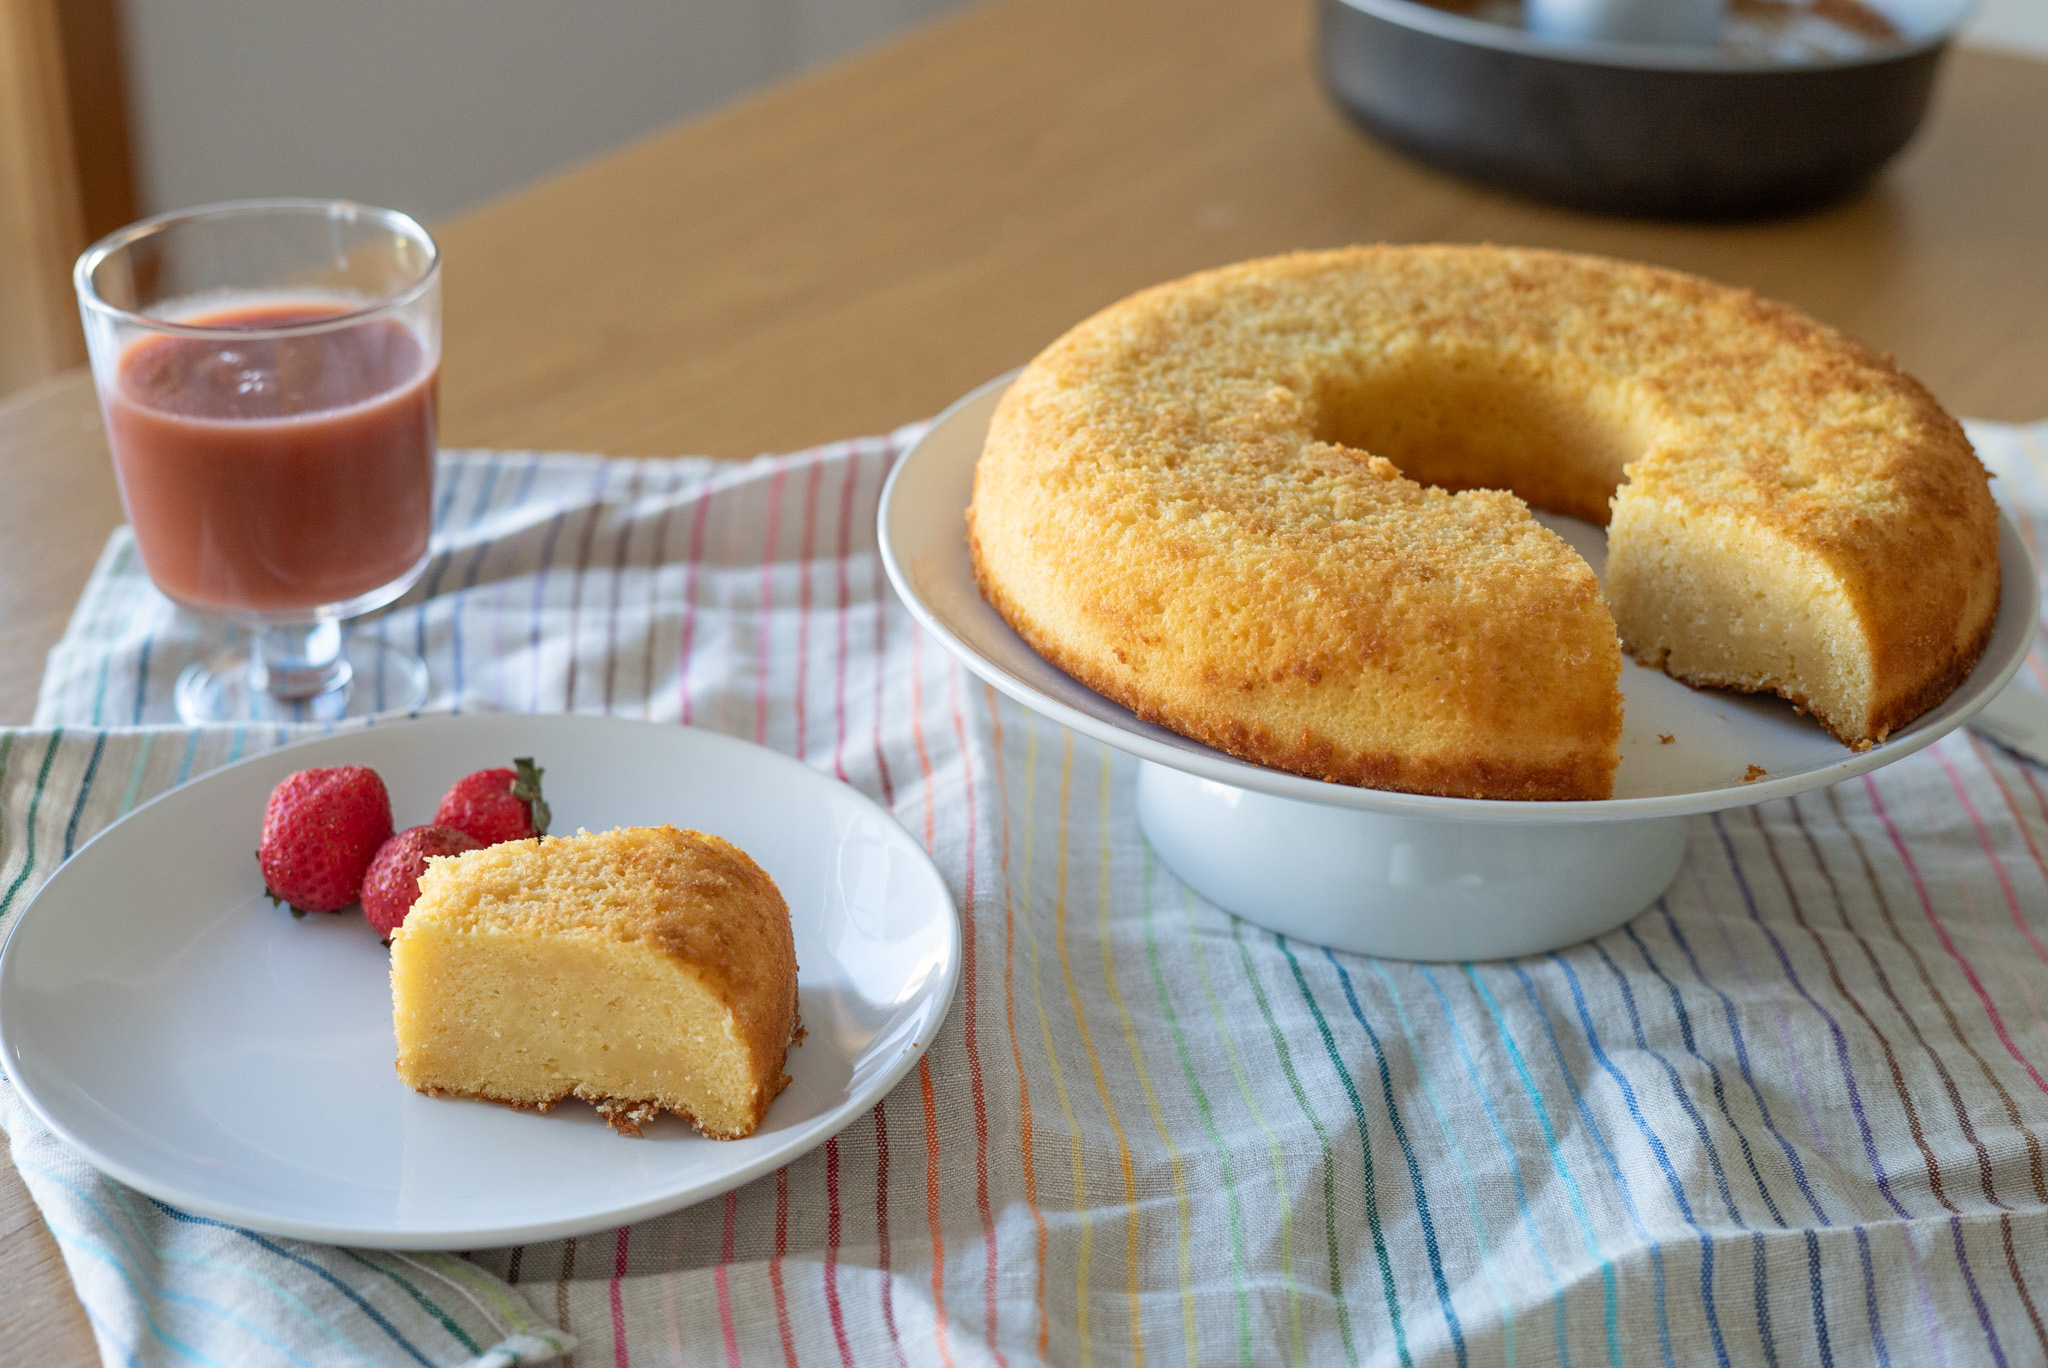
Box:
[6, 418, 2048, 1367]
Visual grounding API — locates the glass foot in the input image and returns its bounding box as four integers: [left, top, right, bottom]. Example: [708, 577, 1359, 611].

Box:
[174, 635, 430, 724]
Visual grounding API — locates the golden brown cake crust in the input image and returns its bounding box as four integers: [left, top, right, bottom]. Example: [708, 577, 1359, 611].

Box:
[967, 245, 1999, 797]
[972, 539, 1618, 801]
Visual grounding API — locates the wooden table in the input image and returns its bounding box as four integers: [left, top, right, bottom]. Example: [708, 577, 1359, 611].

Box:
[4, 0, 2045, 1357]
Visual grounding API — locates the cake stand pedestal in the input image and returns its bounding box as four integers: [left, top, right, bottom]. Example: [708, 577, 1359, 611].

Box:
[880, 374, 2039, 961]
[1134, 762, 1687, 959]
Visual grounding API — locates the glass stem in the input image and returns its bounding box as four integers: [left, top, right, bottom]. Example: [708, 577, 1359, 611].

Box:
[249, 620, 352, 702]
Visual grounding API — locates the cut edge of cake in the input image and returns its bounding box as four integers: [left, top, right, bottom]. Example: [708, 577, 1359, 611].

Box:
[390, 825, 800, 1139]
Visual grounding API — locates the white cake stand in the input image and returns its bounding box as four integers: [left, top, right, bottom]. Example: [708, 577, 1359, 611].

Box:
[878, 375, 2040, 960]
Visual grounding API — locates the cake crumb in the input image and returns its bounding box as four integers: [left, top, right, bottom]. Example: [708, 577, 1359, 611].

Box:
[1742, 764, 1767, 783]
[1658, 733, 1674, 745]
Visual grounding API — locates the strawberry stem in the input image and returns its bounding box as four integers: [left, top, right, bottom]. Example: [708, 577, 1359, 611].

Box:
[511, 756, 551, 835]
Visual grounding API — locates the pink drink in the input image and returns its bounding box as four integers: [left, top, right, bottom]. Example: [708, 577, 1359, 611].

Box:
[104, 302, 436, 617]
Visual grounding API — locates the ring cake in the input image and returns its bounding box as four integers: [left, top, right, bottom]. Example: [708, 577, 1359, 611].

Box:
[391, 825, 798, 1138]
[967, 245, 2000, 800]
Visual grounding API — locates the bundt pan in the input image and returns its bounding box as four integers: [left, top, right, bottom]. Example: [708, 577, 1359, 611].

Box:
[1317, 0, 1973, 219]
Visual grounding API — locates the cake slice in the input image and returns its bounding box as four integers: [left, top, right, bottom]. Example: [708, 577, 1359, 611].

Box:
[390, 825, 798, 1138]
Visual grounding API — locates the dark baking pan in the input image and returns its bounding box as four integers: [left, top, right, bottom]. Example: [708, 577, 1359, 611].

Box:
[1317, 0, 1970, 219]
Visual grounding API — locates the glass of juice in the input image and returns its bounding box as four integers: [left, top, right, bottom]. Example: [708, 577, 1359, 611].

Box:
[74, 199, 439, 723]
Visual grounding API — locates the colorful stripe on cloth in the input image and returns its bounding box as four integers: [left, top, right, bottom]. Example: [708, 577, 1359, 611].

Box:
[4, 419, 2048, 1367]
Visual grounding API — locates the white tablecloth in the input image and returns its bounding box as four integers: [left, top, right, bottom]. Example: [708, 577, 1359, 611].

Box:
[6, 418, 2048, 1366]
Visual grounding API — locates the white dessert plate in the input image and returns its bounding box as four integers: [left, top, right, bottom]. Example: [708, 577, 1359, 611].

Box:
[880, 373, 2039, 824]
[0, 713, 960, 1248]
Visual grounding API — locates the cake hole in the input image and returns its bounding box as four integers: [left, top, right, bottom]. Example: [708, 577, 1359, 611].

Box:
[1311, 358, 1646, 526]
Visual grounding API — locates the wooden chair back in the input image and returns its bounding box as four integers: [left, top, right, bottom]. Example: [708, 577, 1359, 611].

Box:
[0, 0, 134, 397]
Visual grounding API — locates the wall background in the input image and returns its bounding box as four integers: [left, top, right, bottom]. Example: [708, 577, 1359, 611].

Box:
[119, 0, 2048, 226]
[119, 0, 979, 223]
[1970, 0, 2048, 57]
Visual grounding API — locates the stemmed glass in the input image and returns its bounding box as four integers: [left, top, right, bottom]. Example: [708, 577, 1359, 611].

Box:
[74, 199, 439, 723]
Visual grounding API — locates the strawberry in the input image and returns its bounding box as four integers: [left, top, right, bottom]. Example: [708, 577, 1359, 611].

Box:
[258, 766, 394, 914]
[361, 824, 481, 939]
[433, 756, 551, 846]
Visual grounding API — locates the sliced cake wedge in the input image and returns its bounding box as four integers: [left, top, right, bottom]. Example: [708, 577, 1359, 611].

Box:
[390, 825, 798, 1138]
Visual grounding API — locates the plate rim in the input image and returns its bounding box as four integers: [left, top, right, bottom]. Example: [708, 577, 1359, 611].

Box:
[880, 372, 2041, 826]
[0, 712, 963, 1248]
